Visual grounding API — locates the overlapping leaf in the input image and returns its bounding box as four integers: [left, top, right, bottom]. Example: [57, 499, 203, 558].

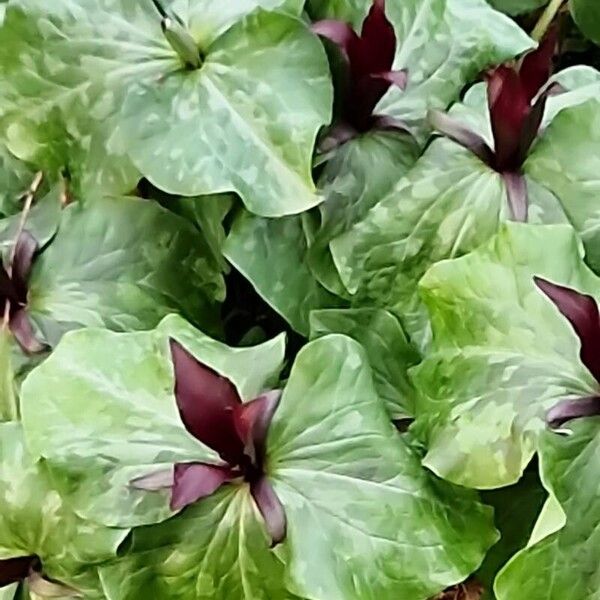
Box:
[495, 419, 600, 599]
[308, 0, 533, 137]
[95, 334, 495, 599]
[411, 223, 600, 488]
[332, 68, 600, 346]
[0, 0, 331, 215]
[0, 422, 127, 598]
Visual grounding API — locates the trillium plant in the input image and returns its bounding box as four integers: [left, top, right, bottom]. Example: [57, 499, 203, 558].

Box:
[1, 0, 600, 599]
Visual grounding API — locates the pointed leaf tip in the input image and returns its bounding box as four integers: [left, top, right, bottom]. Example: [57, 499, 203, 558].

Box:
[251, 476, 287, 546]
[547, 396, 600, 429]
[169, 339, 244, 463]
[170, 463, 236, 511]
[534, 277, 600, 383]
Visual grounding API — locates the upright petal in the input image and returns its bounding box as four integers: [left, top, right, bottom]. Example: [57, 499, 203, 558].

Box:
[520, 29, 557, 103]
[12, 230, 38, 305]
[487, 66, 530, 171]
[233, 390, 281, 463]
[534, 277, 600, 383]
[169, 339, 244, 463]
[357, 0, 396, 76]
[311, 20, 358, 59]
[251, 475, 287, 546]
[170, 463, 236, 511]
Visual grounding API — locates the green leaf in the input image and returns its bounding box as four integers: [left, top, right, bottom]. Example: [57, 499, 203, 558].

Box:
[20, 315, 286, 528]
[224, 212, 345, 336]
[487, 0, 548, 15]
[570, 0, 600, 45]
[526, 98, 600, 274]
[99, 487, 301, 600]
[0, 330, 18, 422]
[477, 470, 547, 598]
[269, 335, 496, 599]
[309, 131, 420, 297]
[495, 419, 600, 599]
[0, 1, 329, 214]
[332, 71, 598, 347]
[0, 422, 127, 597]
[411, 223, 600, 488]
[308, 0, 533, 137]
[121, 9, 331, 217]
[27, 196, 224, 347]
[0, 146, 40, 217]
[309, 308, 420, 418]
[99, 335, 495, 599]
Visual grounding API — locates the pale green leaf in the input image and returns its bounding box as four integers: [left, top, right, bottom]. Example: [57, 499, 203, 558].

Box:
[488, 0, 547, 15]
[495, 419, 600, 599]
[411, 223, 600, 488]
[309, 308, 420, 418]
[224, 212, 345, 335]
[20, 315, 286, 527]
[269, 335, 496, 599]
[27, 196, 224, 347]
[0, 422, 127, 598]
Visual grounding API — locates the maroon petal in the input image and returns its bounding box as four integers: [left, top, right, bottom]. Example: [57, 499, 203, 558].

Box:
[9, 309, 46, 355]
[487, 66, 530, 172]
[130, 468, 174, 491]
[0, 556, 38, 587]
[520, 29, 557, 103]
[547, 396, 600, 429]
[0, 265, 18, 306]
[251, 475, 287, 546]
[428, 109, 494, 166]
[11, 230, 37, 304]
[311, 20, 358, 59]
[170, 463, 235, 511]
[534, 277, 600, 383]
[233, 390, 281, 463]
[169, 339, 244, 463]
[502, 171, 528, 223]
[516, 92, 547, 165]
[357, 0, 396, 76]
[371, 69, 407, 90]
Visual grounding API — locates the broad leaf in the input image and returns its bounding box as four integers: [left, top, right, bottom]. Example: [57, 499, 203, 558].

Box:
[495, 419, 600, 599]
[308, 0, 533, 137]
[477, 469, 547, 596]
[526, 98, 600, 273]
[20, 315, 286, 527]
[411, 223, 600, 488]
[309, 307, 420, 418]
[224, 212, 345, 335]
[333, 69, 598, 346]
[27, 196, 224, 347]
[488, 0, 548, 14]
[0, 422, 127, 598]
[570, 0, 600, 46]
[99, 486, 301, 600]
[0, 1, 330, 215]
[98, 335, 496, 599]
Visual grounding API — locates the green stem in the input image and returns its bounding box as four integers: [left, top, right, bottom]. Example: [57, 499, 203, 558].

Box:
[531, 0, 565, 42]
[162, 17, 203, 69]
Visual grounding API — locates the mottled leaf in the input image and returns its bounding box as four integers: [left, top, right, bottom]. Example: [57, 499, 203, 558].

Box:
[570, 0, 600, 46]
[411, 223, 600, 488]
[20, 315, 286, 527]
[309, 307, 420, 418]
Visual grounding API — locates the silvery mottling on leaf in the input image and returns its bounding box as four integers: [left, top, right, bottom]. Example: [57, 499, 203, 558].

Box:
[132, 339, 286, 546]
[312, 0, 408, 150]
[0, 230, 46, 355]
[534, 276, 600, 429]
[429, 30, 558, 223]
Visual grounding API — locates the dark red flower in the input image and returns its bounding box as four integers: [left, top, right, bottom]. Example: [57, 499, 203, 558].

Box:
[133, 340, 286, 545]
[312, 0, 407, 144]
[0, 230, 46, 354]
[534, 277, 600, 428]
[0, 556, 38, 588]
[429, 32, 558, 223]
